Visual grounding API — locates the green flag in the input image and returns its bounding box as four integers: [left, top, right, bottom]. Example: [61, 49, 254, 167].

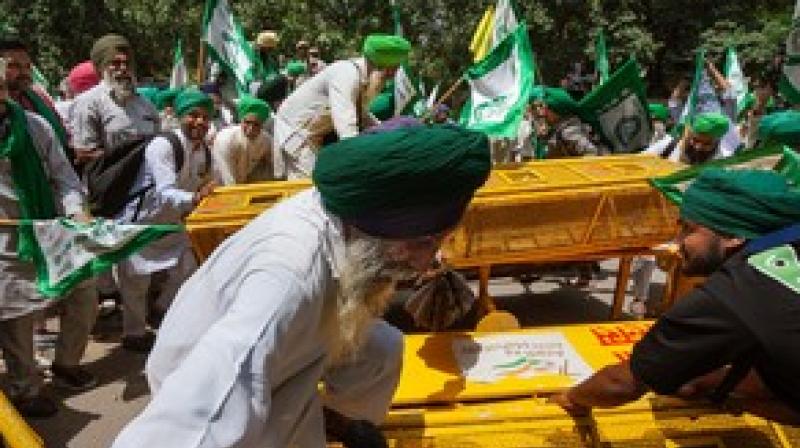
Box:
[780, 0, 800, 105]
[202, 0, 263, 93]
[673, 49, 724, 136]
[390, 0, 403, 36]
[651, 146, 800, 206]
[459, 24, 535, 138]
[21, 218, 180, 297]
[578, 58, 651, 153]
[595, 29, 610, 84]
[723, 46, 749, 119]
[170, 39, 188, 89]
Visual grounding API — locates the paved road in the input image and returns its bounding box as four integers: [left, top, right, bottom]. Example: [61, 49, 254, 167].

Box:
[19, 259, 666, 447]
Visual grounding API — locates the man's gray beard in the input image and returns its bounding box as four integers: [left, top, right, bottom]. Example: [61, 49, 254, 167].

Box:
[103, 70, 136, 101]
[327, 233, 414, 366]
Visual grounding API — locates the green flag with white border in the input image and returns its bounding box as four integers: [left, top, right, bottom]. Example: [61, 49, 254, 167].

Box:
[578, 58, 651, 153]
[723, 46, 749, 118]
[202, 0, 263, 93]
[595, 29, 610, 84]
[459, 24, 534, 138]
[170, 39, 188, 89]
[21, 218, 179, 297]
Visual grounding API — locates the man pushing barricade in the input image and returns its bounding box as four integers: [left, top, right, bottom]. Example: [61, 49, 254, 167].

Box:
[110, 125, 491, 447]
[551, 168, 800, 425]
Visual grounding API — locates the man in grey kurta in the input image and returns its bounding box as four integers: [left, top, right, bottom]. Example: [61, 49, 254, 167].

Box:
[0, 59, 97, 418]
[112, 125, 491, 448]
[273, 34, 411, 179]
[71, 34, 160, 165]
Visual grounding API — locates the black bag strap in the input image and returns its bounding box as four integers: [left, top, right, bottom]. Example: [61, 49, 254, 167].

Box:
[659, 137, 680, 159]
[160, 131, 185, 173]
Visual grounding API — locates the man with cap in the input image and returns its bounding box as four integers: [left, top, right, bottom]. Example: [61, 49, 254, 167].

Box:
[756, 110, 800, 151]
[534, 87, 605, 158]
[255, 30, 281, 78]
[212, 96, 275, 185]
[110, 125, 491, 448]
[308, 46, 328, 76]
[55, 61, 100, 134]
[155, 88, 182, 131]
[550, 168, 800, 424]
[71, 34, 160, 166]
[0, 58, 98, 417]
[644, 112, 736, 164]
[112, 88, 216, 352]
[648, 103, 670, 144]
[274, 34, 411, 179]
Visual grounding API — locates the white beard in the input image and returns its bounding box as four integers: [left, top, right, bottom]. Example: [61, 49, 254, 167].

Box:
[103, 70, 136, 102]
[327, 233, 414, 366]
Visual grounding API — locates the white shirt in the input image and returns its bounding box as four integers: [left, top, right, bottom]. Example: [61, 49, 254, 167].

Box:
[116, 129, 210, 274]
[0, 112, 86, 319]
[112, 189, 346, 447]
[211, 124, 273, 185]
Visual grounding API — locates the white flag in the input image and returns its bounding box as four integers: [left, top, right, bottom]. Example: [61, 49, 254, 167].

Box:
[724, 47, 748, 118]
[202, 0, 263, 92]
[492, 0, 519, 47]
[394, 65, 417, 116]
[23, 219, 178, 297]
[169, 39, 188, 89]
[459, 24, 534, 138]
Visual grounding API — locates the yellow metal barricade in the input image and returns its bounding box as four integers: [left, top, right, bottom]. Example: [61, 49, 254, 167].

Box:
[0, 390, 43, 448]
[378, 323, 797, 448]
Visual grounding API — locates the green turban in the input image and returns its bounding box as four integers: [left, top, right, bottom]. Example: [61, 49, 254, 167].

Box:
[542, 87, 578, 117]
[758, 111, 800, 147]
[313, 125, 491, 238]
[529, 86, 546, 103]
[174, 88, 214, 117]
[648, 103, 669, 122]
[237, 95, 270, 122]
[362, 34, 411, 68]
[90, 34, 131, 72]
[690, 112, 730, 139]
[155, 88, 181, 111]
[681, 168, 800, 239]
[136, 87, 160, 107]
[285, 60, 307, 77]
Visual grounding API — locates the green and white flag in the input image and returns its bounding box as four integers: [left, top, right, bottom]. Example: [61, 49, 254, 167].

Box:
[394, 65, 418, 116]
[22, 218, 179, 297]
[169, 39, 188, 89]
[723, 46, 749, 118]
[578, 58, 651, 153]
[202, 0, 263, 93]
[459, 24, 535, 138]
[651, 146, 800, 206]
[492, 0, 519, 47]
[780, 0, 800, 105]
[595, 29, 610, 84]
[390, 0, 404, 36]
[32, 65, 49, 92]
[674, 49, 724, 135]
[426, 83, 440, 109]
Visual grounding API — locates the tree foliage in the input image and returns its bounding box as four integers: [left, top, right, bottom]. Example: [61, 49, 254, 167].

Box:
[0, 0, 794, 97]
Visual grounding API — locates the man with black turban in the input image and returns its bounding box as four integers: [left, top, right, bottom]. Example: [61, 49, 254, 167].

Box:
[551, 168, 800, 425]
[111, 125, 491, 447]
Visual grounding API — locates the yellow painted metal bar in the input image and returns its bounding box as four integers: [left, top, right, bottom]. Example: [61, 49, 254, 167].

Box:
[0, 390, 44, 448]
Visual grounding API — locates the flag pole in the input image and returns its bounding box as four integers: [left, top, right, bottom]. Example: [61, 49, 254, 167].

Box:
[196, 38, 206, 84]
[420, 77, 465, 122]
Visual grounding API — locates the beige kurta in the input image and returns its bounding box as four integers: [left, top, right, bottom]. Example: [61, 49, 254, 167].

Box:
[211, 124, 274, 185]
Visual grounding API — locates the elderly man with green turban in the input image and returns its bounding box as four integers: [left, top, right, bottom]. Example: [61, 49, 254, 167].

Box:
[552, 168, 800, 425]
[112, 125, 491, 448]
[532, 87, 605, 158]
[211, 96, 276, 185]
[274, 34, 411, 179]
[644, 112, 739, 165]
[112, 88, 217, 353]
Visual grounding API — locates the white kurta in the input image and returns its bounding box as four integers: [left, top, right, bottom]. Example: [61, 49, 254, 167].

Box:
[0, 112, 86, 320]
[116, 129, 209, 275]
[273, 57, 377, 179]
[211, 124, 274, 185]
[70, 81, 160, 151]
[111, 190, 403, 448]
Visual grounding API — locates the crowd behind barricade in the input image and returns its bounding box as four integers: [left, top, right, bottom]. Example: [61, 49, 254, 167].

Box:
[1, 18, 800, 447]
